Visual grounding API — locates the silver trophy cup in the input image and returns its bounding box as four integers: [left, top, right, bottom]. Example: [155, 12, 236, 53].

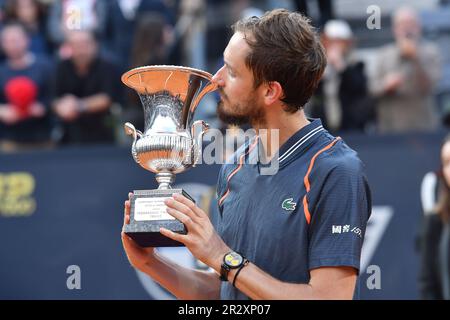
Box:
[122, 65, 216, 247]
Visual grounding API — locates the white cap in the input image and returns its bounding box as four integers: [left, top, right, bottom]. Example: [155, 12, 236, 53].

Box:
[241, 7, 264, 20]
[324, 20, 353, 40]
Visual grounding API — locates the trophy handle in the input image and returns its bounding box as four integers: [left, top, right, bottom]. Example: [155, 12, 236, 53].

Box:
[124, 122, 143, 164]
[191, 120, 209, 167]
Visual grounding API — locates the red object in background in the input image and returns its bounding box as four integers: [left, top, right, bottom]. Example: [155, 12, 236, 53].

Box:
[4, 76, 38, 119]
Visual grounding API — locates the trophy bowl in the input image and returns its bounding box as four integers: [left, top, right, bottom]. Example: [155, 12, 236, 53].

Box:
[122, 65, 217, 247]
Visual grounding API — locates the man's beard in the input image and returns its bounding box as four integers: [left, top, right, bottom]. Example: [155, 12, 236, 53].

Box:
[216, 91, 266, 127]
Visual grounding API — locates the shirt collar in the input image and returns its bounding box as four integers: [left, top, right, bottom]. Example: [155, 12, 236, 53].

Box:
[277, 118, 325, 164]
[246, 118, 325, 172]
[252, 118, 324, 167]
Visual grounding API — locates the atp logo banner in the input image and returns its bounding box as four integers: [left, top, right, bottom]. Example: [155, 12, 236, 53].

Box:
[0, 172, 36, 217]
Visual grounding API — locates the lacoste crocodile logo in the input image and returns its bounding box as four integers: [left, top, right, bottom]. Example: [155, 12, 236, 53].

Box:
[282, 198, 297, 211]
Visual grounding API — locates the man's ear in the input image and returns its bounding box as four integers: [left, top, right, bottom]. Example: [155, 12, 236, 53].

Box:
[264, 81, 284, 105]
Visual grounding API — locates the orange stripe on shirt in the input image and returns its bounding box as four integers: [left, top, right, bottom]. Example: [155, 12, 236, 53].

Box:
[302, 137, 341, 224]
[218, 137, 259, 206]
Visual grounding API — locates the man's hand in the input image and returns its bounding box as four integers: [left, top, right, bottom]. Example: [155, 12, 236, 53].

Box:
[326, 42, 346, 72]
[29, 102, 46, 118]
[0, 106, 21, 125]
[53, 95, 80, 122]
[383, 73, 404, 94]
[399, 37, 418, 60]
[121, 192, 155, 271]
[160, 193, 230, 271]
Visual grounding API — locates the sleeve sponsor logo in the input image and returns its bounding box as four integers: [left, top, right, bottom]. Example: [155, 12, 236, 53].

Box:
[332, 224, 362, 237]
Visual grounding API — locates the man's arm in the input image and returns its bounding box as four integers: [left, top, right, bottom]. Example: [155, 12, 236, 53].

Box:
[78, 93, 112, 114]
[412, 45, 441, 95]
[122, 194, 221, 300]
[137, 248, 221, 300]
[161, 194, 359, 300]
[52, 93, 112, 122]
[0, 105, 19, 125]
[221, 262, 357, 300]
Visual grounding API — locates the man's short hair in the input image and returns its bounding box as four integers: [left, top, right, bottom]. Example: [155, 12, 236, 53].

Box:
[232, 9, 327, 113]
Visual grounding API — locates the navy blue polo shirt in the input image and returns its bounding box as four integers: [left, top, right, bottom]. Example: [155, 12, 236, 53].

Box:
[214, 119, 372, 300]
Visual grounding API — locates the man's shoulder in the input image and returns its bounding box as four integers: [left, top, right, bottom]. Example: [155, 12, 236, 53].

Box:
[28, 56, 54, 75]
[313, 137, 365, 178]
[56, 58, 73, 71]
[377, 41, 439, 58]
[94, 56, 119, 72]
[33, 55, 53, 67]
[376, 43, 397, 56]
[97, 56, 116, 68]
[420, 41, 441, 58]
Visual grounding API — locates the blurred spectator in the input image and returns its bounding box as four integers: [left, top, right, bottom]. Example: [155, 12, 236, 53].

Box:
[47, 0, 109, 56]
[205, 0, 248, 71]
[51, 30, 116, 145]
[419, 134, 450, 300]
[0, 23, 53, 152]
[307, 20, 374, 133]
[370, 7, 442, 133]
[178, 0, 206, 70]
[3, 0, 52, 57]
[122, 13, 175, 131]
[0, 0, 5, 21]
[195, 4, 264, 132]
[292, 0, 334, 28]
[0, 1, 6, 61]
[105, 0, 175, 72]
[130, 13, 174, 68]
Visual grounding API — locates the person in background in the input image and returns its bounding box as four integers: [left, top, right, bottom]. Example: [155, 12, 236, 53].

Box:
[46, 0, 109, 58]
[419, 134, 450, 300]
[51, 30, 116, 145]
[3, 0, 52, 57]
[292, 0, 334, 28]
[105, 0, 176, 72]
[370, 6, 441, 133]
[205, 0, 249, 72]
[0, 23, 53, 152]
[122, 12, 175, 131]
[129, 13, 174, 69]
[178, 0, 207, 70]
[307, 19, 374, 133]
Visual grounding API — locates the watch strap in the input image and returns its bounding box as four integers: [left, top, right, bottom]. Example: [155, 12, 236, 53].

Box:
[220, 262, 230, 281]
[232, 258, 249, 287]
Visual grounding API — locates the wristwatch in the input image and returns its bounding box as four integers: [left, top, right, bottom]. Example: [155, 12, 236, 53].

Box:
[220, 251, 245, 281]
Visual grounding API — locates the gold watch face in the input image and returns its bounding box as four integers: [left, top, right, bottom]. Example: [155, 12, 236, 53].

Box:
[225, 252, 243, 268]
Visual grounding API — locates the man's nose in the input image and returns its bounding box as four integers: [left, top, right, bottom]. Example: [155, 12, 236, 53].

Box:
[212, 66, 225, 87]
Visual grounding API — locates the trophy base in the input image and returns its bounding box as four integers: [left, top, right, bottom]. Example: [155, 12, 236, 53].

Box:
[124, 189, 193, 247]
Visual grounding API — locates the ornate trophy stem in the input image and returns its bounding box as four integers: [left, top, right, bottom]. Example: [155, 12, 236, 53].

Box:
[155, 172, 175, 190]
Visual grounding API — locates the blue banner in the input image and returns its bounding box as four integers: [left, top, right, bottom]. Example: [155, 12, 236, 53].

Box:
[0, 132, 446, 299]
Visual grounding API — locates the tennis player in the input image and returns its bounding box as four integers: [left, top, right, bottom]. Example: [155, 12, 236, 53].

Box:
[122, 9, 371, 300]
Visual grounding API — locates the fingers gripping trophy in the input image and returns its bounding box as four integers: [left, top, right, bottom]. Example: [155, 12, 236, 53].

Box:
[122, 65, 217, 247]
